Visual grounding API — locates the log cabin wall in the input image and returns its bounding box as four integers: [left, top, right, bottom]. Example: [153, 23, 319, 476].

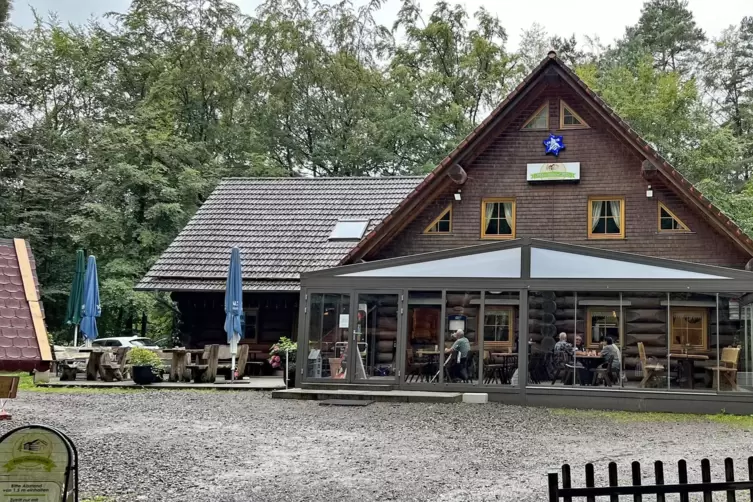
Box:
[528, 291, 742, 381]
[172, 292, 299, 349]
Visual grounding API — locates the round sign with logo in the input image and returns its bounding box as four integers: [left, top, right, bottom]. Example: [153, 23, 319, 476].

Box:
[0, 426, 77, 502]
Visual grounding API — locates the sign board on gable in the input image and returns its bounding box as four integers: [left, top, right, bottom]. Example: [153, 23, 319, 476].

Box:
[0, 426, 78, 502]
[526, 162, 580, 182]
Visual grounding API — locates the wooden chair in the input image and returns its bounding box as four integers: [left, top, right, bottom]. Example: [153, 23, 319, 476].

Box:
[591, 355, 615, 387]
[706, 347, 741, 391]
[638, 342, 664, 388]
[483, 351, 505, 384]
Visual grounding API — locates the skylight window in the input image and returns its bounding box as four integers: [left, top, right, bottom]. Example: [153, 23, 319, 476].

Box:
[329, 219, 369, 240]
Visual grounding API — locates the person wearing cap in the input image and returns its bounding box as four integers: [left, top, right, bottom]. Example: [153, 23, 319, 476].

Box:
[446, 329, 470, 381]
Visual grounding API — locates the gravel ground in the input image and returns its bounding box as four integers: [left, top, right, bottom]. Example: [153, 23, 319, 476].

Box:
[1, 390, 751, 502]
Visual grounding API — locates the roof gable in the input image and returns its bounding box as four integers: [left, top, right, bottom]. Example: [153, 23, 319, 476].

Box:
[341, 52, 753, 264]
[0, 238, 49, 367]
[137, 177, 424, 291]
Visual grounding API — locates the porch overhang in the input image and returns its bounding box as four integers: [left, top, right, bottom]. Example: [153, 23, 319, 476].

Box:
[302, 238, 753, 294]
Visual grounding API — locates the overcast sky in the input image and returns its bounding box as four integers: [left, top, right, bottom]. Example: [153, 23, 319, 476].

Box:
[8, 0, 753, 49]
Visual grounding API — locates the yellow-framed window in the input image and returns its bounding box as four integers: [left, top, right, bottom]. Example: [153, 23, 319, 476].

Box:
[559, 100, 589, 129]
[423, 204, 452, 234]
[670, 308, 707, 351]
[586, 307, 621, 349]
[521, 102, 549, 130]
[483, 307, 514, 349]
[588, 196, 625, 239]
[481, 198, 516, 239]
[658, 202, 690, 232]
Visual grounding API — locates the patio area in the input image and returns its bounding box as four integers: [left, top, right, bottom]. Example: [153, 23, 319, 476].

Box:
[3, 390, 752, 502]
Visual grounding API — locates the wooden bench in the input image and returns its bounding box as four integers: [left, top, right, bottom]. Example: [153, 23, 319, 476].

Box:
[186, 344, 220, 383]
[100, 347, 130, 382]
[216, 344, 250, 378]
[705, 346, 741, 391]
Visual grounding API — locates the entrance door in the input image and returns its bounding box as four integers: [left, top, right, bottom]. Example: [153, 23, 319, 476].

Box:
[351, 292, 402, 384]
[305, 292, 351, 381]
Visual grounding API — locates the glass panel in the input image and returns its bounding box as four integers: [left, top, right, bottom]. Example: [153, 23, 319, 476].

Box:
[354, 293, 399, 381]
[524, 106, 548, 129]
[306, 293, 350, 379]
[329, 220, 368, 240]
[483, 291, 519, 387]
[445, 291, 480, 385]
[667, 293, 719, 392]
[591, 200, 621, 235]
[405, 291, 442, 385]
[714, 295, 742, 393]
[530, 248, 730, 280]
[527, 291, 578, 387]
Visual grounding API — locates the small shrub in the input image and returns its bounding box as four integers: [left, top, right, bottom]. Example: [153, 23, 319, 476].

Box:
[129, 347, 163, 370]
[269, 337, 297, 368]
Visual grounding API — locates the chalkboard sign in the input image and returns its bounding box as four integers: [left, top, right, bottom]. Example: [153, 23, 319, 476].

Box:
[0, 425, 78, 502]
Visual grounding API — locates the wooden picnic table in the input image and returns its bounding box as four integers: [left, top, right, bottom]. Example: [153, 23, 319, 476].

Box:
[163, 348, 206, 382]
[78, 348, 111, 381]
[669, 353, 709, 389]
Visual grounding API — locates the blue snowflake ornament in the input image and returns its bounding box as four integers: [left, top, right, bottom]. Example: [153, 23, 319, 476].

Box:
[543, 134, 565, 156]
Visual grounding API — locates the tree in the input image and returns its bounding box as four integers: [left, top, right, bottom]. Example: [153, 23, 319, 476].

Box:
[625, 0, 706, 74]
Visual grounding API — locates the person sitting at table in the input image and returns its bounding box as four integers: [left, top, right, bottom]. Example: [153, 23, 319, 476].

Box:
[574, 335, 585, 352]
[445, 329, 470, 381]
[554, 332, 574, 356]
[599, 336, 621, 373]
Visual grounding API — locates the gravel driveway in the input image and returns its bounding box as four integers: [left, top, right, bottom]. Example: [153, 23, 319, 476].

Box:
[1, 390, 751, 501]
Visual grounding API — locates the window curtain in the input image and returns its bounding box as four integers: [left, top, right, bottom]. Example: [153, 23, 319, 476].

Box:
[503, 202, 513, 232]
[609, 200, 621, 230]
[485, 202, 495, 232]
[591, 201, 603, 231]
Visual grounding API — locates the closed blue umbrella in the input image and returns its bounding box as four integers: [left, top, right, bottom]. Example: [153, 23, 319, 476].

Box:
[79, 255, 101, 346]
[224, 247, 243, 380]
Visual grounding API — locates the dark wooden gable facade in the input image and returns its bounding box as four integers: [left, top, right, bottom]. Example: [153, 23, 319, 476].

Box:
[347, 54, 753, 269]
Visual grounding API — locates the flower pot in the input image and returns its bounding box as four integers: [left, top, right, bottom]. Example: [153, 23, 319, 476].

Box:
[132, 365, 155, 385]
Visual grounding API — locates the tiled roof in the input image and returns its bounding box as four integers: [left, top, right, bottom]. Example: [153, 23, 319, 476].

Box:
[137, 177, 424, 291]
[0, 239, 43, 369]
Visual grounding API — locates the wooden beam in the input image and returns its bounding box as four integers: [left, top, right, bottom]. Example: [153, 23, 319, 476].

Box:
[447, 163, 467, 184]
[13, 238, 52, 362]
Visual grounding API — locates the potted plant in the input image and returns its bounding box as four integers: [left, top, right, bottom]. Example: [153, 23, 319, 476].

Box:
[269, 337, 297, 387]
[129, 347, 164, 385]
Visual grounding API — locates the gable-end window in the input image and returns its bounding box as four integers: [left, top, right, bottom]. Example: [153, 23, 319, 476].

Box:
[423, 204, 452, 234]
[586, 308, 620, 349]
[560, 100, 589, 129]
[658, 202, 690, 232]
[522, 102, 549, 130]
[670, 309, 707, 351]
[329, 219, 369, 240]
[588, 197, 625, 239]
[481, 198, 516, 239]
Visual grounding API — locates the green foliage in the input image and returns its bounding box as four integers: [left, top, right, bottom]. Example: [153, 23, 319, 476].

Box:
[128, 347, 163, 370]
[1, 0, 753, 346]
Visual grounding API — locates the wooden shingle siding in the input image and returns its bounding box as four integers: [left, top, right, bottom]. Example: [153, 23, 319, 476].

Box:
[373, 84, 750, 269]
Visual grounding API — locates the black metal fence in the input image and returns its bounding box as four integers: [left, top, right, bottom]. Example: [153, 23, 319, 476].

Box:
[548, 457, 753, 501]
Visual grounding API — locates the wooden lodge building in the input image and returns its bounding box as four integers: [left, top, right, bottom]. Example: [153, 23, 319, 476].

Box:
[138, 52, 753, 413]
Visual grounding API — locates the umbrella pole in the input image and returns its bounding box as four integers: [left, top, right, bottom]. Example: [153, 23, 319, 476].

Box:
[231, 355, 236, 382]
[73, 325, 78, 347]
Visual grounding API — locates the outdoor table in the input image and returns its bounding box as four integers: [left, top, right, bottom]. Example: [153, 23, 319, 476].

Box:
[573, 354, 604, 385]
[669, 353, 709, 389]
[163, 348, 207, 382]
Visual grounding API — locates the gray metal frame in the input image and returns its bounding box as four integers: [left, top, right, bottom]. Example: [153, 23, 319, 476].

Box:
[297, 239, 753, 398]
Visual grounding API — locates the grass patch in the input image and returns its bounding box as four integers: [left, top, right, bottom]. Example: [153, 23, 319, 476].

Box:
[552, 408, 753, 428]
[1, 372, 144, 394]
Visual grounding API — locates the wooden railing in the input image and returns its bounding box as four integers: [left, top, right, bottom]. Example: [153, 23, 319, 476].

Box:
[548, 457, 753, 501]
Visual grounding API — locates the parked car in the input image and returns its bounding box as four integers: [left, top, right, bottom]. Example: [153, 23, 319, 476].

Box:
[90, 337, 159, 349]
